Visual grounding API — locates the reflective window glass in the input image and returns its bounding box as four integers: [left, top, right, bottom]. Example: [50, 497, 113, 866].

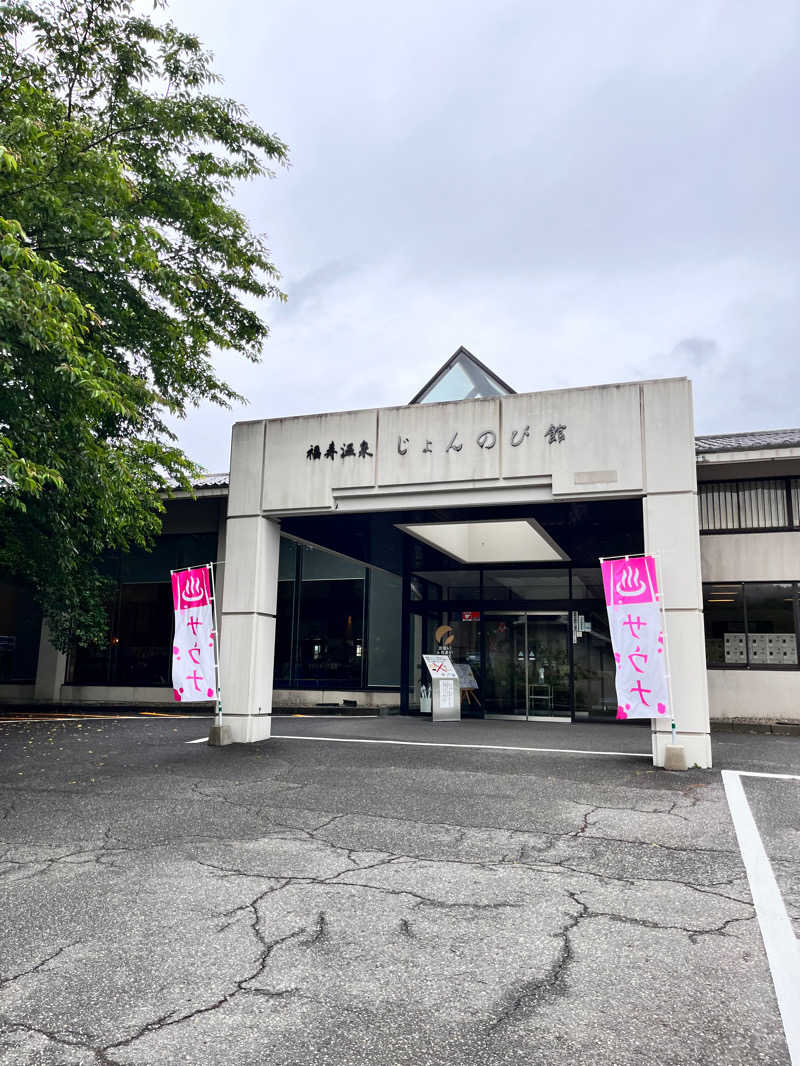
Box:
[413, 352, 512, 404]
[296, 578, 365, 687]
[368, 570, 402, 686]
[114, 584, 173, 685]
[482, 569, 569, 600]
[69, 583, 174, 686]
[302, 545, 364, 581]
[275, 539, 297, 682]
[411, 570, 480, 600]
[703, 584, 746, 666]
[744, 584, 798, 666]
[571, 568, 605, 600]
[0, 582, 42, 683]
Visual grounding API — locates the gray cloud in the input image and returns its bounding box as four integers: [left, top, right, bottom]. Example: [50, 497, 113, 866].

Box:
[165, 0, 800, 471]
[670, 337, 719, 367]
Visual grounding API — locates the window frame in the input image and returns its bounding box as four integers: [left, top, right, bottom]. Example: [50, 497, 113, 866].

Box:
[703, 580, 800, 670]
[698, 477, 799, 534]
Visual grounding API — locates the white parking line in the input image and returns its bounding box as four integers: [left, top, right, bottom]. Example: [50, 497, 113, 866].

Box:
[729, 770, 800, 782]
[264, 734, 649, 758]
[722, 770, 800, 1065]
[185, 733, 648, 757]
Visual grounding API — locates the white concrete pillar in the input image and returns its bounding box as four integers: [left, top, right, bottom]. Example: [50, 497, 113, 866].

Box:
[214, 501, 228, 642]
[217, 420, 279, 744]
[34, 621, 67, 702]
[641, 381, 712, 769]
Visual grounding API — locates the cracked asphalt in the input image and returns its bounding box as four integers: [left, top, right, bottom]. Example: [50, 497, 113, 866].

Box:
[0, 716, 797, 1065]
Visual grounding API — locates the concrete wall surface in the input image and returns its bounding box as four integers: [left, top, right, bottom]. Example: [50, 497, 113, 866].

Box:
[701, 531, 800, 583]
[257, 379, 685, 515]
[708, 669, 799, 723]
[273, 689, 400, 710]
[59, 685, 197, 706]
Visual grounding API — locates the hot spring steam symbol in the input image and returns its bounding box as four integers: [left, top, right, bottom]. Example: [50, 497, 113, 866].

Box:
[180, 571, 207, 607]
[614, 563, 647, 599]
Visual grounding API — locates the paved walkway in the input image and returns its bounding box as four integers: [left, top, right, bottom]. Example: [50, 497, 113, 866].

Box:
[273, 713, 653, 755]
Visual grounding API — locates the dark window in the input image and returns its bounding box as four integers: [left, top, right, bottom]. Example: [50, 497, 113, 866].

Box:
[410, 570, 480, 600]
[0, 582, 42, 683]
[703, 582, 799, 668]
[744, 583, 798, 666]
[114, 584, 173, 684]
[275, 540, 403, 689]
[69, 583, 174, 685]
[274, 539, 297, 682]
[296, 578, 364, 687]
[698, 479, 796, 532]
[482, 569, 569, 601]
[66, 588, 119, 685]
[573, 607, 617, 718]
[571, 568, 605, 600]
[293, 545, 366, 688]
[367, 570, 402, 686]
[67, 532, 219, 686]
[703, 584, 747, 666]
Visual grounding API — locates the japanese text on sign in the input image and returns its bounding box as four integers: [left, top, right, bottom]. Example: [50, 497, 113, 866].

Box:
[395, 423, 567, 457]
[306, 440, 373, 460]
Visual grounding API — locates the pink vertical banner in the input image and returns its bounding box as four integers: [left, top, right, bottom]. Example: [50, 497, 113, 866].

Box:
[601, 556, 669, 721]
[171, 567, 217, 702]
[601, 555, 659, 607]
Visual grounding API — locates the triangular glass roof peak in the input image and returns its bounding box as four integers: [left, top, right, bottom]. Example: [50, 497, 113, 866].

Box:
[409, 346, 515, 405]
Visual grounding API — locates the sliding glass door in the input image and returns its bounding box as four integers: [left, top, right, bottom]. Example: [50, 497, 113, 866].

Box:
[483, 612, 571, 719]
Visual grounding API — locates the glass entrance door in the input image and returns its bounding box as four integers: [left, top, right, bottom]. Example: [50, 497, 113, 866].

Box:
[483, 612, 571, 719]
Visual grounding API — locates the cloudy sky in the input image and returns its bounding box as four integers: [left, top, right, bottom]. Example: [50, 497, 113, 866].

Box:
[167, 0, 799, 473]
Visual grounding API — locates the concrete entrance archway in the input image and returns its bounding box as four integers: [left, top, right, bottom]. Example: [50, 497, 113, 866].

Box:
[218, 379, 712, 768]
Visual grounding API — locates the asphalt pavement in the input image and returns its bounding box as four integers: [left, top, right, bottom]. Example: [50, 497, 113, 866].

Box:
[0, 715, 797, 1065]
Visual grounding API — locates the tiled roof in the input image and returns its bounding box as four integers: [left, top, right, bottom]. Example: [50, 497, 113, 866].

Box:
[166, 472, 229, 491]
[695, 429, 800, 455]
[193, 472, 229, 488]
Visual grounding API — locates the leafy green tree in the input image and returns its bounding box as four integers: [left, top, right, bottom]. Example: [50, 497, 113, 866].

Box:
[0, 0, 287, 649]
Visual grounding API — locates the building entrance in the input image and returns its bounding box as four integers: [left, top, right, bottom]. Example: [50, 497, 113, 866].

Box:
[483, 612, 570, 719]
[407, 595, 618, 723]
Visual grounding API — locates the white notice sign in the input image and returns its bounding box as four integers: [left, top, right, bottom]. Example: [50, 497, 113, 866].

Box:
[439, 679, 455, 709]
[423, 655, 458, 680]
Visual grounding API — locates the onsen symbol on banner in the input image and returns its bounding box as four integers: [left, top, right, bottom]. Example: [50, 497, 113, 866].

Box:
[178, 570, 209, 609]
[615, 563, 647, 599]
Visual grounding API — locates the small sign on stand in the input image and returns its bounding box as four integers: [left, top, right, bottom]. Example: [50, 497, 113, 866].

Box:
[453, 662, 480, 708]
[422, 655, 461, 722]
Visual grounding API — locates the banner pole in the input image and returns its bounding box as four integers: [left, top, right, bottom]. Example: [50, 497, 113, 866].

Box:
[171, 561, 225, 576]
[601, 553, 672, 736]
[207, 562, 222, 729]
[652, 551, 676, 735]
